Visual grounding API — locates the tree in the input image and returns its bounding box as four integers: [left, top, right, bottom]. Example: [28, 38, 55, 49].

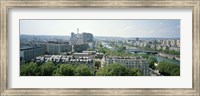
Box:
[96, 64, 127, 76]
[131, 68, 143, 76]
[99, 44, 103, 48]
[148, 56, 157, 70]
[163, 50, 180, 56]
[87, 48, 94, 51]
[95, 61, 101, 69]
[96, 63, 142, 76]
[170, 67, 180, 76]
[116, 46, 126, 53]
[157, 61, 180, 76]
[53, 64, 75, 76]
[98, 48, 108, 54]
[40, 62, 55, 76]
[20, 62, 40, 76]
[140, 54, 149, 59]
[74, 64, 92, 76]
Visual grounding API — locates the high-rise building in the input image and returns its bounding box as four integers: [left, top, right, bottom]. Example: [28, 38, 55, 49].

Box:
[70, 29, 94, 52]
[70, 28, 94, 45]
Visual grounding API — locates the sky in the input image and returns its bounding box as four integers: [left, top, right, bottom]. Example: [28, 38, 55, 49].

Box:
[20, 19, 180, 38]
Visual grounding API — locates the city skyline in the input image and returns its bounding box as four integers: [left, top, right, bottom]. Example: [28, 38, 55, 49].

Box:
[20, 19, 180, 38]
[20, 20, 180, 76]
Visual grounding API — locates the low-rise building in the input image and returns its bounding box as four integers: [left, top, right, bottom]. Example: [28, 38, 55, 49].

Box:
[156, 45, 162, 50]
[162, 46, 169, 50]
[20, 45, 45, 64]
[83, 51, 97, 54]
[169, 47, 180, 52]
[102, 56, 149, 76]
[150, 44, 156, 49]
[73, 52, 94, 59]
[46, 41, 71, 55]
[176, 40, 180, 47]
[35, 54, 94, 68]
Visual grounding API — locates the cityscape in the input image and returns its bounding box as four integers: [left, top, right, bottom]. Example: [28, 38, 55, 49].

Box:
[20, 20, 180, 76]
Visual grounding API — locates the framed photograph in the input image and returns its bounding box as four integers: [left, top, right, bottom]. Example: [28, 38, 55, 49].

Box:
[1, 0, 199, 95]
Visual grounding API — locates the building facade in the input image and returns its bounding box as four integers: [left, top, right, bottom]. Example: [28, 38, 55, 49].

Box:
[20, 45, 45, 64]
[46, 41, 71, 55]
[70, 28, 94, 45]
[102, 56, 149, 76]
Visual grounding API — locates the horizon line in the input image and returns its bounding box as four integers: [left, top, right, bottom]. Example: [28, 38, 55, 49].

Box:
[20, 34, 180, 39]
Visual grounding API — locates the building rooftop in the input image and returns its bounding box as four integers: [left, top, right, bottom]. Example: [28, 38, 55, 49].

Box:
[83, 51, 96, 53]
[73, 53, 89, 55]
[105, 56, 145, 59]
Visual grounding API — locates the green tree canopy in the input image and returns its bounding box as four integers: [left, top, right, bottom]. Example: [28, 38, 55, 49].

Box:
[116, 46, 126, 53]
[129, 68, 143, 76]
[148, 56, 157, 70]
[163, 50, 180, 56]
[53, 64, 75, 76]
[157, 61, 180, 76]
[40, 62, 55, 76]
[74, 64, 93, 76]
[20, 62, 40, 76]
[95, 61, 101, 69]
[96, 63, 142, 76]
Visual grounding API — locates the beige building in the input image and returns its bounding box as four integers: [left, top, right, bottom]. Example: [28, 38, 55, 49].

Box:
[102, 56, 149, 76]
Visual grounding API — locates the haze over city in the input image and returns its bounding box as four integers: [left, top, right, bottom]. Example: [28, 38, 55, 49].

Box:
[20, 20, 180, 38]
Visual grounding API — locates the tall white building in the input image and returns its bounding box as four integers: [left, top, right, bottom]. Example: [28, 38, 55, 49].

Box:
[70, 28, 94, 45]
